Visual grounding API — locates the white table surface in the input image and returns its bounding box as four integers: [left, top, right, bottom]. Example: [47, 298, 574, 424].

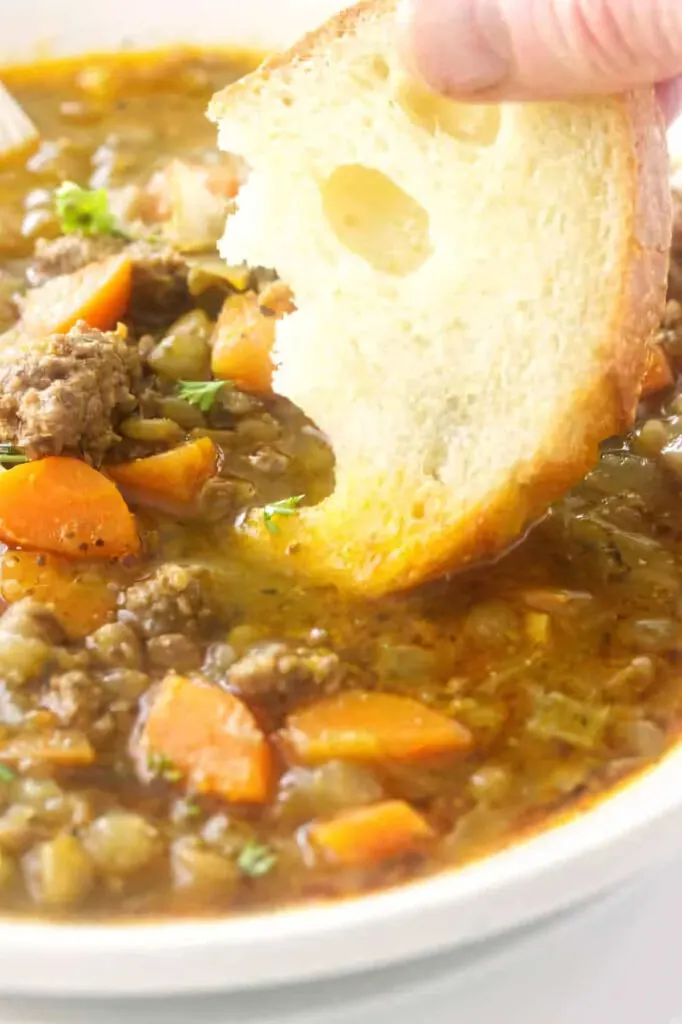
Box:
[0, 857, 679, 1024]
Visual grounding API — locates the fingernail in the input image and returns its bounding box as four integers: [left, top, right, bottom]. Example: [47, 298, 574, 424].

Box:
[657, 77, 682, 127]
[398, 0, 511, 95]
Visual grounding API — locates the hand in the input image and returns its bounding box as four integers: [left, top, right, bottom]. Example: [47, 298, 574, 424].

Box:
[399, 0, 682, 124]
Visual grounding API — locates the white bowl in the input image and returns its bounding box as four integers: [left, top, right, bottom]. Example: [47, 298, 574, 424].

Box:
[1, 0, 682, 997]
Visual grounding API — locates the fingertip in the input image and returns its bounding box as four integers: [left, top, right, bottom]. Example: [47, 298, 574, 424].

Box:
[658, 78, 682, 128]
[395, 0, 510, 97]
[395, 0, 426, 84]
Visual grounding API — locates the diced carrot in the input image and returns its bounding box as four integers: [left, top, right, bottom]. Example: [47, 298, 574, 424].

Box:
[20, 253, 132, 335]
[259, 281, 295, 317]
[204, 163, 242, 199]
[309, 800, 434, 867]
[0, 550, 117, 639]
[211, 292, 280, 393]
[139, 674, 273, 803]
[0, 731, 95, 767]
[106, 438, 217, 506]
[0, 457, 139, 561]
[642, 344, 675, 397]
[283, 690, 472, 765]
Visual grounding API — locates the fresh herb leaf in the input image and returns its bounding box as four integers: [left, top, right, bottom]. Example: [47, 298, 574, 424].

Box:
[237, 841, 277, 878]
[0, 764, 15, 783]
[176, 379, 227, 413]
[147, 752, 183, 783]
[263, 494, 304, 535]
[0, 445, 28, 468]
[55, 181, 125, 238]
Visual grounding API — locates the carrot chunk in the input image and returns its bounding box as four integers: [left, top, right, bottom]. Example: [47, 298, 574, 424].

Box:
[642, 344, 675, 397]
[211, 290, 292, 393]
[283, 690, 472, 764]
[20, 253, 132, 336]
[0, 550, 117, 639]
[106, 437, 217, 506]
[138, 674, 273, 804]
[0, 731, 95, 767]
[0, 457, 139, 560]
[204, 163, 242, 199]
[309, 800, 433, 867]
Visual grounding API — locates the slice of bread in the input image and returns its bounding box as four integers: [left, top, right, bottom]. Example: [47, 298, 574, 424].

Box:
[209, 0, 671, 598]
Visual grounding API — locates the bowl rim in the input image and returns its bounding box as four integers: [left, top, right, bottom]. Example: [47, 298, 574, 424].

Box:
[0, 743, 680, 995]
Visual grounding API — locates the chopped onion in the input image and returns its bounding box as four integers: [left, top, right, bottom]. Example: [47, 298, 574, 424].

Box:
[0, 83, 38, 162]
[154, 160, 231, 253]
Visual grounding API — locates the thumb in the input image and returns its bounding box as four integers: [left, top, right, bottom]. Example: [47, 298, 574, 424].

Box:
[399, 0, 682, 103]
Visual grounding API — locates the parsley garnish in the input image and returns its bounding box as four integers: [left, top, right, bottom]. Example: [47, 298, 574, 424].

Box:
[237, 841, 277, 878]
[263, 494, 304, 535]
[0, 764, 15, 783]
[147, 752, 183, 783]
[0, 445, 27, 467]
[176, 379, 227, 413]
[55, 181, 125, 237]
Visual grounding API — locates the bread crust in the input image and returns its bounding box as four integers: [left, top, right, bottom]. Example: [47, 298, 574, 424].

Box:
[210, 3, 672, 597]
[209, 1, 396, 120]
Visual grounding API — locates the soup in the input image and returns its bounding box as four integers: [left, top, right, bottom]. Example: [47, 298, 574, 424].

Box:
[0, 48, 679, 920]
